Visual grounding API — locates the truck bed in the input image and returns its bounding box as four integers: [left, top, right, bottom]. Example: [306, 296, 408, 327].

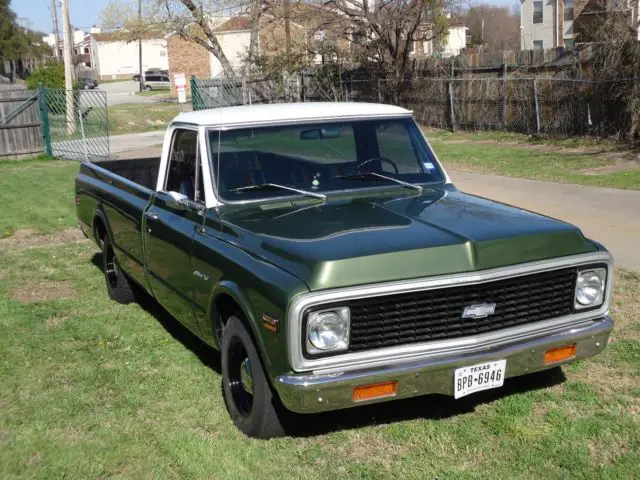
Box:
[92, 157, 161, 190]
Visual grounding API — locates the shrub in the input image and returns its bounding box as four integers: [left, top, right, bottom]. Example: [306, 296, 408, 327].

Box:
[25, 63, 65, 89]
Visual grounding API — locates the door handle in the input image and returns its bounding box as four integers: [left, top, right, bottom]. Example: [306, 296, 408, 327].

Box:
[145, 211, 159, 221]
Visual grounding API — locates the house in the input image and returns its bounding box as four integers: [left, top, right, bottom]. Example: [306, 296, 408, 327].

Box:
[408, 19, 468, 58]
[520, 0, 639, 49]
[90, 32, 169, 80]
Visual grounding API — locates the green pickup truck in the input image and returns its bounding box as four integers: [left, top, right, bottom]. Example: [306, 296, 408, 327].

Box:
[76, 102, 614, 438]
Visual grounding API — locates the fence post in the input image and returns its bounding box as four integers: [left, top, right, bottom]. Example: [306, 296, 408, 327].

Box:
[533, 78, 541, 135]
[501, 64, 508, 129]
[448, 81, 456, 132]
[190, 75, 199, 110]
[38, 83, 52, 156]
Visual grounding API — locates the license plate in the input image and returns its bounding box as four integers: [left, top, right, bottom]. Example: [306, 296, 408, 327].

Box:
[454, 360, 507, 399]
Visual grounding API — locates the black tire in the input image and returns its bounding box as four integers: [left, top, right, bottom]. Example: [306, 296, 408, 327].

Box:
[144, 85, 152, 91]
[102, 234, 135, 304]
[221, 316, 285, 438]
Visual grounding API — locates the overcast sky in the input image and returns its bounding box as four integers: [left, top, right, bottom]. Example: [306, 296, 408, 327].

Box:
[13, 0, 519, 35]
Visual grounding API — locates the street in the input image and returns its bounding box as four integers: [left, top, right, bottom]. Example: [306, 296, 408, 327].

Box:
[96, 80, 158, 105]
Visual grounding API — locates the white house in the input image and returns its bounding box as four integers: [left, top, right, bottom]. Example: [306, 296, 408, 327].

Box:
[91, 33, 169, 80]
[209, 17, 252, 77]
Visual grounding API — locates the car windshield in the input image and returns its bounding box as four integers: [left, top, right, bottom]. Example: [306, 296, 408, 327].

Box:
[209, 117, 445, 202]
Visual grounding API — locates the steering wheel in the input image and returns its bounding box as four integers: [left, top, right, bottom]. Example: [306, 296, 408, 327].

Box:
[355, 156, 400, 174]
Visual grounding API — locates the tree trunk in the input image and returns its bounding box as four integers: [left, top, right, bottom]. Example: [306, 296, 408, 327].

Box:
[247, 0, 262, 74]
[179, 0, 235, 78]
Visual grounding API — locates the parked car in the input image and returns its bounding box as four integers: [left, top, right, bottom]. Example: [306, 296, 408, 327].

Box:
[75, 103, 614, 439]
[132, 69, 168, 82]
[142, 74, 170, 91]
[80, 77, 98, 90]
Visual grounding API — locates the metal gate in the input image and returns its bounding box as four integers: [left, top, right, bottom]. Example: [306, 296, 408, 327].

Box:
[42, 87, 110, 160]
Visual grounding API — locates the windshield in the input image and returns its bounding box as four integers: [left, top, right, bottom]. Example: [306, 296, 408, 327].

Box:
[209, 117, 445, 202]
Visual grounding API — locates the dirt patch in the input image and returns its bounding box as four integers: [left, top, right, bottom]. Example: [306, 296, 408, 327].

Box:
[570, 362, 638, 394]
[11, 280, 77, 303]
[0, 228, 86, 250]
[587, 437, 631, 466]
[343, 429, 417, 466]
[582, 157, 640, 175]
[45, 314, 71, 329]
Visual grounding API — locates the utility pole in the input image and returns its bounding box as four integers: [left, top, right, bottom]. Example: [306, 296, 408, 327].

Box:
[284, 0, 291, 57]
[50, 0, 61, 61]
[138, 0, 143, 92]
[61, 0, 75, 133]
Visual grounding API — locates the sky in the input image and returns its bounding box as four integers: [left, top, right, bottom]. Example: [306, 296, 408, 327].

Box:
[12, 0, 109, 34]
[12, 0, 517, 35]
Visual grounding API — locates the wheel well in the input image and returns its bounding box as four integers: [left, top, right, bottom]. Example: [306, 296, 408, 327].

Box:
[213, 293, 246, 344]
[93, 216, 107, 249]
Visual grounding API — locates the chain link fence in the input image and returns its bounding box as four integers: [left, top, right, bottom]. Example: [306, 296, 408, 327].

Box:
[192, 74, 633, 137]
[42, 87, 110, 161]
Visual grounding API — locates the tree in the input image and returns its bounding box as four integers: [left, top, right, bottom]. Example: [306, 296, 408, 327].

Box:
[326, 0, 451, 82]
[0, 0, 52, 80]
[100, 0, 245, 78]
[465, 5, 519, 51]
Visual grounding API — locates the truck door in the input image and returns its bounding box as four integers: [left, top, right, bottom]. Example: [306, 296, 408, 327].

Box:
[143, 127, 205, 336]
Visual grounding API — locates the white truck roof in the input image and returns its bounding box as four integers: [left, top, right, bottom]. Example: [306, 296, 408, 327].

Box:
[172, 102, 412, 128]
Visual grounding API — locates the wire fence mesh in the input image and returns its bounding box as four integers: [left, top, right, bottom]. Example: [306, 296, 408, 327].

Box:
[192, 74, 633, 137]
[43, 88, 110, 161]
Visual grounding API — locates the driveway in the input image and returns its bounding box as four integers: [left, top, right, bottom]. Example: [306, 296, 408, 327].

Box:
[451, 170, 640, 272]
[97, 81, 158, 105]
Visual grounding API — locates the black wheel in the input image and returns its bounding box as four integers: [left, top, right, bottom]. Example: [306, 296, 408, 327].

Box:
[221, 316, 285, 438]
[144, 85, 152, 91]
[102, 234, 135, 304]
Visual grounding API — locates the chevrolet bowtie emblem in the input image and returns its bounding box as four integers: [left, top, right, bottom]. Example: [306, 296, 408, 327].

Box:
[462, 303, 496, 319]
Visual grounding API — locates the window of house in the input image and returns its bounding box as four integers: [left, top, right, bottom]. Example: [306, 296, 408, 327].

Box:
[564, 0, 574, 21]
[533, 40, 544, 50]
[83, 46, 89, 54]
[160, 50, 167, 57]
[423, 40, 432, 55]
[533, 1, 543, 24]
[564, 38, 575, 47]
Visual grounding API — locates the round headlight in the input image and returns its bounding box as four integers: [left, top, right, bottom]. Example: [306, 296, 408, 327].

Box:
[307, 308, 350, 352]
[575, 269, 605, 308]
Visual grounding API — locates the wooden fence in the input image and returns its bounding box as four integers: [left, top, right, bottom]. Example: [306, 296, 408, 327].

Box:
[0, 85, 44, 160]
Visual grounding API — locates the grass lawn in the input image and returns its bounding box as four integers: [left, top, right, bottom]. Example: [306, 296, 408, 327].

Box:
[108, 103, 182, 135]
[134, 90, 174, 98]
[426, 130, 640, 190]
[1, 159, 639, 479]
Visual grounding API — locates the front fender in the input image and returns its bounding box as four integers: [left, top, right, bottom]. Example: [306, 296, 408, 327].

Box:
[204, 272, 308, 381]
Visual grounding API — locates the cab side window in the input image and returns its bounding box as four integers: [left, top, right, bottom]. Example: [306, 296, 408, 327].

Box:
[165, 129, 200, 202]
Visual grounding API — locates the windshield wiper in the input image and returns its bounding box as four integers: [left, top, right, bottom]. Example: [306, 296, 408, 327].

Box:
[334, 172, 423, 193]
[229, 183, 327, 201]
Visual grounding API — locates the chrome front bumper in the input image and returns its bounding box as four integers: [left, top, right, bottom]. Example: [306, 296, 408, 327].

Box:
[274, 316, 613, 414]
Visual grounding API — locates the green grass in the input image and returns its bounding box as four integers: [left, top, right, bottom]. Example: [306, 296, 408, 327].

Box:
[0, 157, 78, 237]
[1, 159, 639, 479]
[430, 138, 640, 190]
[108, 103, 181, 135]
[134, 90, 173, 97]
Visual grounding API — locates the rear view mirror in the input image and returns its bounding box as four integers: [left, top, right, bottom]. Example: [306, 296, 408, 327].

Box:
[300, 127, 341, 140]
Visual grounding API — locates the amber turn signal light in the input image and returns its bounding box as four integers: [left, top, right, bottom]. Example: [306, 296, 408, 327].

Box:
[544, 344, 577, 365]
[352, 381, 398, 402]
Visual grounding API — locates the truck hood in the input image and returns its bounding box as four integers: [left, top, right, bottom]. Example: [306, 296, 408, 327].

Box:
[219, 188, 596, 290]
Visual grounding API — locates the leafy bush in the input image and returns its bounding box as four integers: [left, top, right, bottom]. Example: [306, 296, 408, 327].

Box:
[25, 63, 65, 89]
